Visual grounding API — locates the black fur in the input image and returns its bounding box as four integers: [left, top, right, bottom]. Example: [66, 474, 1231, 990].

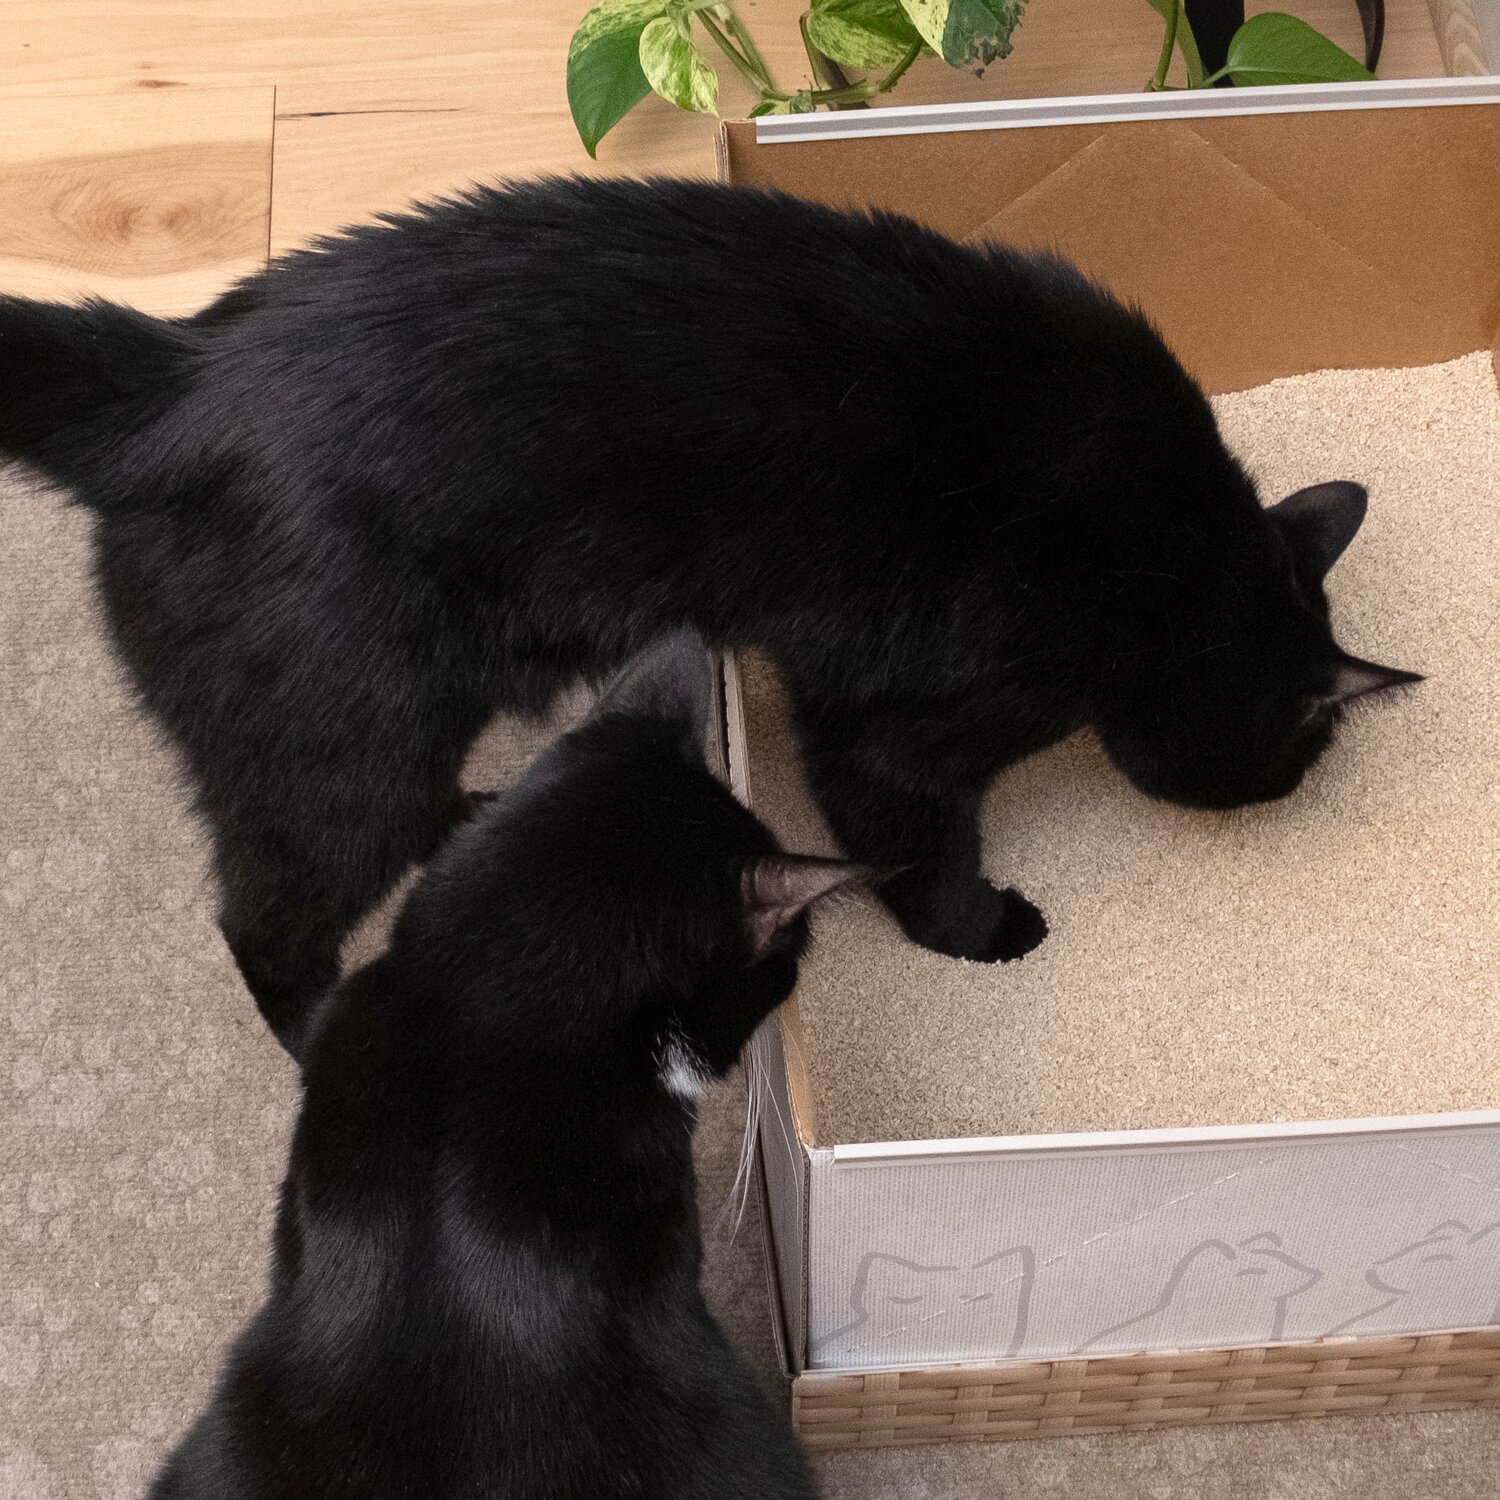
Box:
[149, 635, 846, 1500]
[0, 177, 1415, 1054]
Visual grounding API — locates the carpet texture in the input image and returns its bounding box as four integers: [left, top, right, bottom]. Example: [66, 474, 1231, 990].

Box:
[740, 353, 1500, 1144]
[2, 444, 1497, 1496]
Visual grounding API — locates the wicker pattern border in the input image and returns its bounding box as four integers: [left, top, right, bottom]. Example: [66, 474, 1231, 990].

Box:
[792, 1329, 1500, 1448]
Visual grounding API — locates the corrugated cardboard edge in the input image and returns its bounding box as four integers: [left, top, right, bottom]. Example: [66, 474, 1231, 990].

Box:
[711, 652, 801, 1377]
[713, 119, 731, 184]
[751, 1012, 814, 1373]
[752, 1130, 793, 1375]
[722, 653, 819, 1144]
[723, 649, 817, 1372]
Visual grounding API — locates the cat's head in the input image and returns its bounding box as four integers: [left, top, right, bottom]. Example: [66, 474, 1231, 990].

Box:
[413, 631, 867, 1094]
[1094, 480, 1421, 809]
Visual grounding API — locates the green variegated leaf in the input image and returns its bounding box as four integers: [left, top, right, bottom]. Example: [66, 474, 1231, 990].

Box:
[945, 0, 1024, 71]
[1221, 12, 1373, 85]
[567, 0, 667, 157]
[898, 0, 948, 56]
[639, 14, 720, 114]
[899, 0, 1024, 74]
[805, 0, 923, 69]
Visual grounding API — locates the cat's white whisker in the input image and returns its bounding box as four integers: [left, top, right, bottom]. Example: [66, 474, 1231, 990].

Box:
[716, 1046, 765, 1243]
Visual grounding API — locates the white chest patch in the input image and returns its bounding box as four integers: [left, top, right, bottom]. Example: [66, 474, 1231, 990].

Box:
[660, 1034, 711, 1102]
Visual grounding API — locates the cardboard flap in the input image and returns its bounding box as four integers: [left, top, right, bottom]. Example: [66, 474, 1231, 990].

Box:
[721, 102, 1500, 393]
[960, 122, 1461, 392]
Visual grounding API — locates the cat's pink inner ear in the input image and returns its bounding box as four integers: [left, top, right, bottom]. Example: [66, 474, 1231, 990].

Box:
[741, 854, 872, 953]
[1328, 655, 1424, 705]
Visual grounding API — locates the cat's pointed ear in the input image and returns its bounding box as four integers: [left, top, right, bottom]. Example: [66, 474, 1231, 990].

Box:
[589, 630, 713, 759]
[1325, 653, 1424, 705]
[742, 854, 873, 954]
[1270, 481, 1368, 578]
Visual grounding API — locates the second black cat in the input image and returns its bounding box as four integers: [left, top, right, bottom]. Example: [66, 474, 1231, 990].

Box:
[150, 633, 856, 1500]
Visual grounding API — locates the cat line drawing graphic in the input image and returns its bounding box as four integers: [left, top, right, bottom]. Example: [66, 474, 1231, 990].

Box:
[1073, 1233, 1322, 1355]
[1324, 1221, 1500, 1337]
[814, 1246, 1036, 1364]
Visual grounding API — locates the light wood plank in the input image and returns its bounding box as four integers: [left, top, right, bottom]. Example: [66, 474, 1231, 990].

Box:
[0, 88, 274, 312]
[269, 74, 717, 254]
[0, 0, 1449, 301]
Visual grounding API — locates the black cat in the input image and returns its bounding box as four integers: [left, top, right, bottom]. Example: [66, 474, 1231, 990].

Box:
[0, 177, 1416, 1054]
[149, 633, 858, 1500]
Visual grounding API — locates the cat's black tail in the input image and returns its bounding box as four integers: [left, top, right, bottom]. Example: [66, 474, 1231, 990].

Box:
[0, 295, 197, 494]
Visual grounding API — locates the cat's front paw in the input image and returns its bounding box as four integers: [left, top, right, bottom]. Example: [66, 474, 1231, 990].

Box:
[978, 886, 1048, 963]
[893, 879, 1048, 964]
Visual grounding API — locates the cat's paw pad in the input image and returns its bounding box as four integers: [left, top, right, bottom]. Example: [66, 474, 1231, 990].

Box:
[981, 887, 1048, 963]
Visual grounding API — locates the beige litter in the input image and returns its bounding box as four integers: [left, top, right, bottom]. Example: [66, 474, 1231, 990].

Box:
[739, 352, 1500, 1144]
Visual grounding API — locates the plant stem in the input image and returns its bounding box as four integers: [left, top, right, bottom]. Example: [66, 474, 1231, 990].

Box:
[806, 38, 922, 106]
[1152, 0, 1188, 89]
[698, 10, 777, 95]
[708, 12, 921, 113]
[1149, 0, 1180, 90]
[875, 37, 924, 94]
[1174, 8, 1207, 87]
[798, 13, 872, 109]
[807, 81, 877, 105]
[723, 7, 780, 94]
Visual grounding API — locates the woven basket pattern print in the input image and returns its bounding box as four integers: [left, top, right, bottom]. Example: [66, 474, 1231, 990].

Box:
[793, 1329, 1500, 1448]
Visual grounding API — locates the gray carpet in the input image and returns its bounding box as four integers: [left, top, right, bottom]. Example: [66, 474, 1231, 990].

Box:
[3, 466, 1496, 1497]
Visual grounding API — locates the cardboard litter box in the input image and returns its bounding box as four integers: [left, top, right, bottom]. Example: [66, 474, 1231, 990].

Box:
[717, 78, 1500, 1447]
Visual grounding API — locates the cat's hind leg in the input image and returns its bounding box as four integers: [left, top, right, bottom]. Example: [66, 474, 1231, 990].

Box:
[216, 871, 349, 1061]
[211, 774, 459, 1060]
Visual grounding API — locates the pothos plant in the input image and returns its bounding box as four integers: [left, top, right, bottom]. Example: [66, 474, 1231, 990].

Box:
[567, 0, 1374, 157]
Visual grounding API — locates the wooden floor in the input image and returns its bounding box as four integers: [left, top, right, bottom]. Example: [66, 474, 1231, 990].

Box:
[0, 1, 1450, 313]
